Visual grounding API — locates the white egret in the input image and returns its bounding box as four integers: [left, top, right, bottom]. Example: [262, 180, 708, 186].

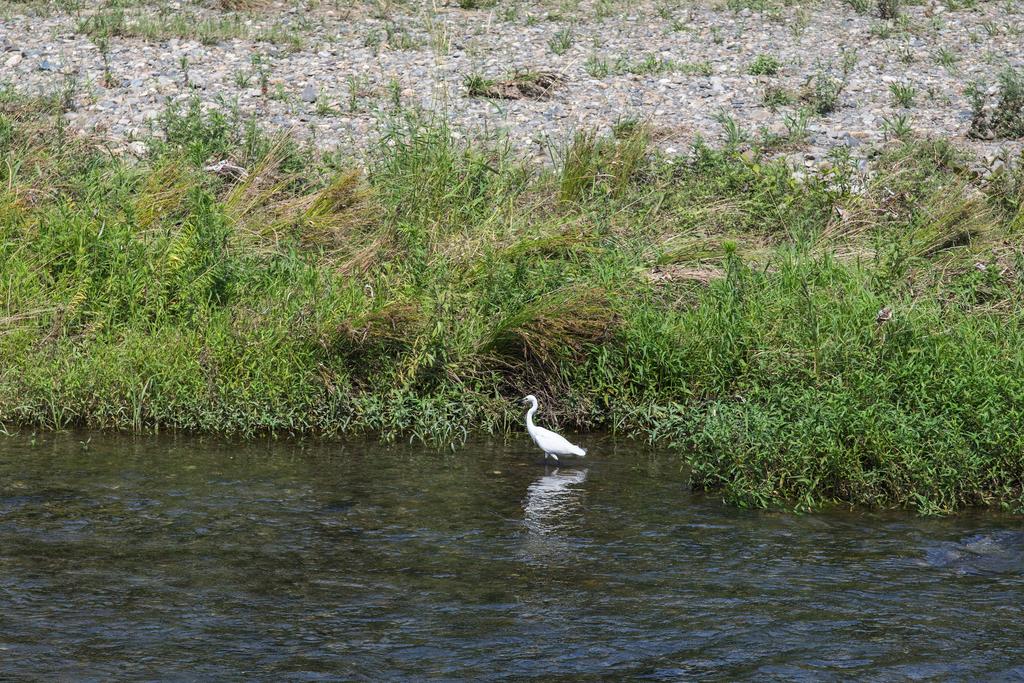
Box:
[521, 394, 586, 462]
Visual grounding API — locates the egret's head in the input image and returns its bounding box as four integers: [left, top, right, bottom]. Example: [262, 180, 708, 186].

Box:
[521, 394, 537, 406]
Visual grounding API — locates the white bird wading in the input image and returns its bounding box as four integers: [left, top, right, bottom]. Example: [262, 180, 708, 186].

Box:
[521, 394, 586, 463]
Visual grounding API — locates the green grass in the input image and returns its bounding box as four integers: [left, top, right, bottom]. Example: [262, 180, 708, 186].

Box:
[79, 9, 247, 45]
[889, 81, 917, 108]
[1, 93, 1023, 514]
[549, 26, 575, 55]
[803, 72, 845, 114]
[586, 54, 713, 78]
[76, 7, 304, 49]
[748, 54, 782, 76]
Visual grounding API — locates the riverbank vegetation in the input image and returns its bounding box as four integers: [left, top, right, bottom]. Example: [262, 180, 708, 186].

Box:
[2, 91, 1023, 513]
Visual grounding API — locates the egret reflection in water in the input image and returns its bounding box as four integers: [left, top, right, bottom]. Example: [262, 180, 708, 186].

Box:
[523, 467, 588, 536]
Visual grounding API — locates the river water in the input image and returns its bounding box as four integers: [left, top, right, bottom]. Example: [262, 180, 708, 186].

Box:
[1, 432, 1022, 680]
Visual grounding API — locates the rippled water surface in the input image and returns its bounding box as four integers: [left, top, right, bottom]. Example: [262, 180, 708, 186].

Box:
[2, 432, 1023, 680]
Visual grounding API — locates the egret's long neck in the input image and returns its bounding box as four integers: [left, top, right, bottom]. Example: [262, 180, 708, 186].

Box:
[525, 402, 538, 435]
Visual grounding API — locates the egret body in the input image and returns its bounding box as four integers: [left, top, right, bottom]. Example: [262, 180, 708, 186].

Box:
[521, 394, 586, 462]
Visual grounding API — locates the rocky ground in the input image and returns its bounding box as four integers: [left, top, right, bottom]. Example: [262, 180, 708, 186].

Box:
[1, 0, 1023, 168]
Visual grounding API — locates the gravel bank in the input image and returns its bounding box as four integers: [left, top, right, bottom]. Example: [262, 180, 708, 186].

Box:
[1, 0, 1022, 167]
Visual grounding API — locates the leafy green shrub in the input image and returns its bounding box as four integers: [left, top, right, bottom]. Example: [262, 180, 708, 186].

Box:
[968, 68, 1024, 140]
[803, 72, 845, 115]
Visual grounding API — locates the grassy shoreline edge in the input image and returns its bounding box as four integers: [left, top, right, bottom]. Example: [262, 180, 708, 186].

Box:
[2, 93, 1023, 513]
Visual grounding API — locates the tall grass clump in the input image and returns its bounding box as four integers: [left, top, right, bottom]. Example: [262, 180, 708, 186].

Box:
[1, 95, 1023, 514]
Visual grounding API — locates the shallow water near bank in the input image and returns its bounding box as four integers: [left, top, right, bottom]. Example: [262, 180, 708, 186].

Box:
[1, 432, 1022, 680]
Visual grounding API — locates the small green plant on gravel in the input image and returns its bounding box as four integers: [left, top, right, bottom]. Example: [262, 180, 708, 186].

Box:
[251, 54, 270, 97]
[714, 111, 750, 149]
[992, 67, 1024, 137]
[790, 8, 811, 39]
[749, 54, 781, 76]
[94, 35, 116, 88]
[384, 23, 419, 50]
[364, 28, 383, 52]
[782, 107, 811, 144]
[934, 47, 960, 72]
[388, 78, 402, 109]
[595, 0, 616, 20]
[803, 72, 845, 115]
[370, 0, 394, 18]
[549, 27, 575, 55]
[845, 0, 872, 13]
[585, 55, 610, 78]
[840, 47, 859, 78]
[870, 21, 895, 38]
[982, 50, 1005, 65]
[878, 0, 900, 19]
[881, 112, 913, 139]
[766, 6, 786, 23]
[965, 81, 988, 121]
[315, 92, 339, 117]
[347, 74, 372, 112]
[968, 67, 1024, 139]
[179, 55, 190, 88]
[889, 81, 917, 107]
[464, 72, 496, 97]
[762, 84, 794, 110]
